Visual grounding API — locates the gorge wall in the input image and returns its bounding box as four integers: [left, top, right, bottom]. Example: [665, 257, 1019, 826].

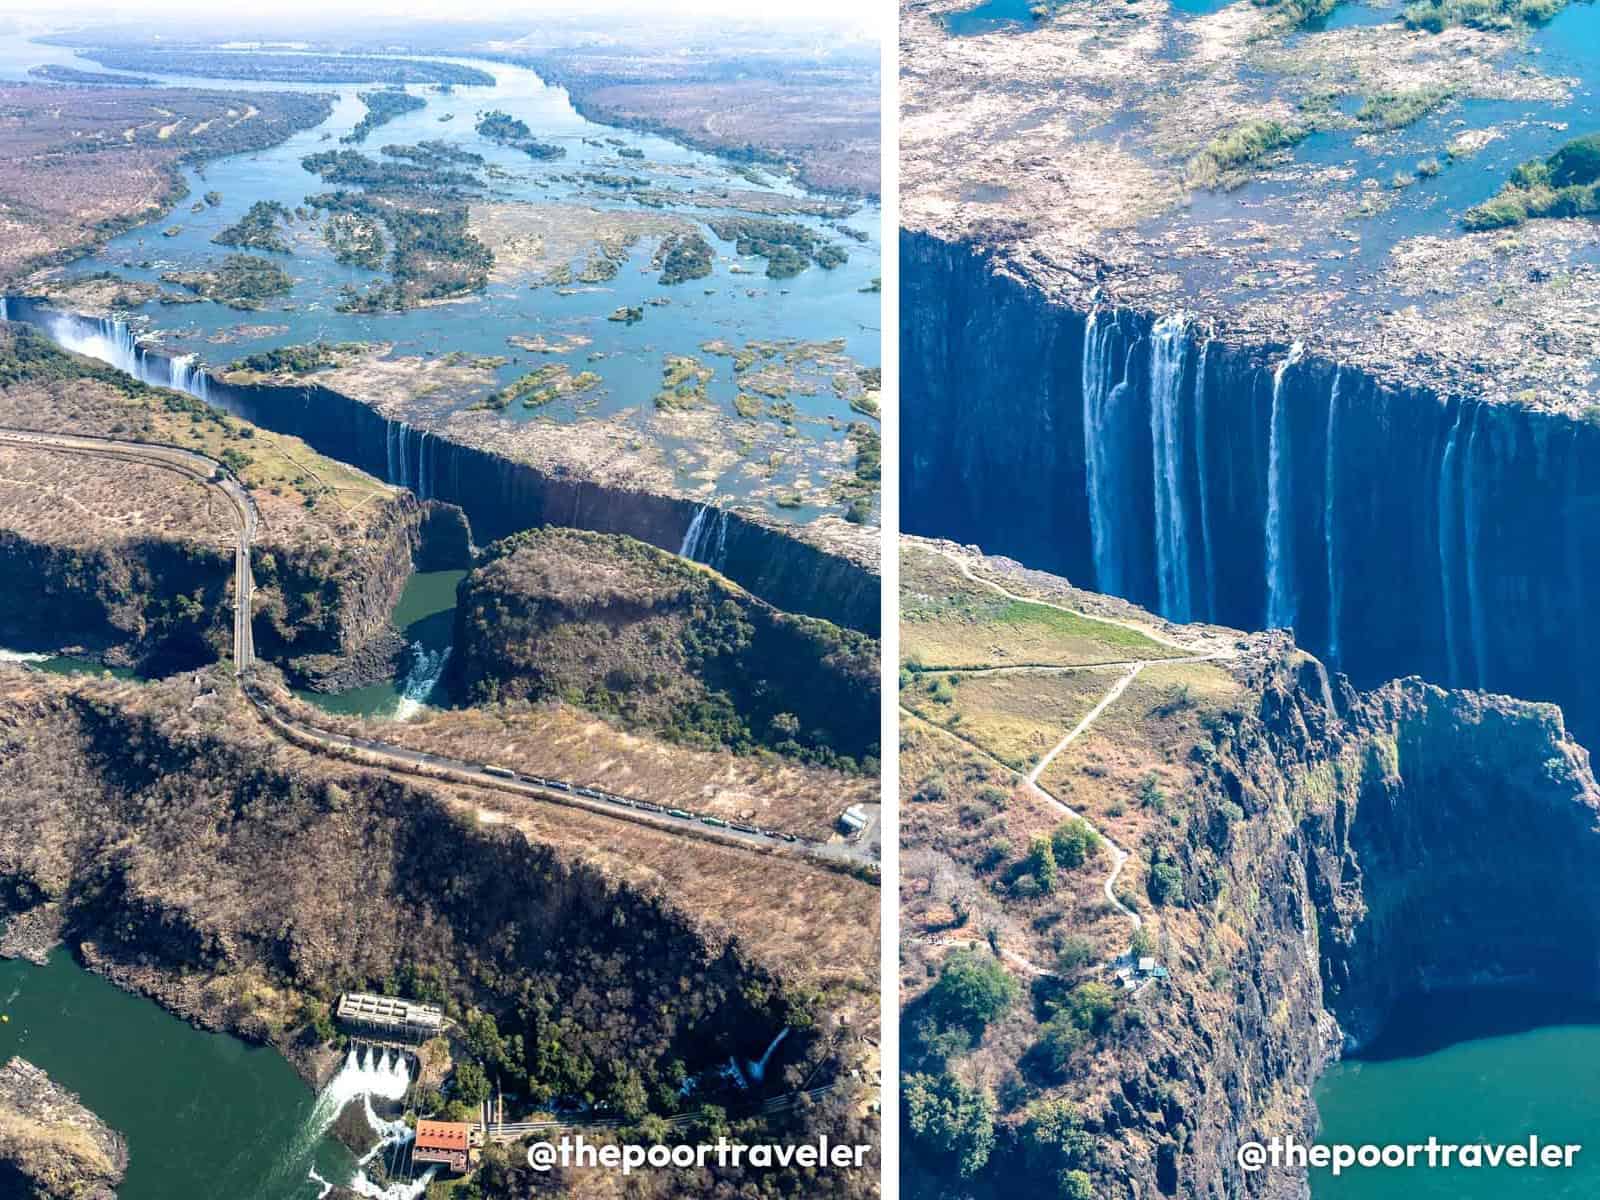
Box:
[981, 647, 1600, 1200]
[901, 231, 1600, 748]
[0, 667, 813, 1120]
[6, 301, 879, 636]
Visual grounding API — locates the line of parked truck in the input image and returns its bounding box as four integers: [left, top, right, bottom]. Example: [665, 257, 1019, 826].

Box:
[479, 764, 802, 843]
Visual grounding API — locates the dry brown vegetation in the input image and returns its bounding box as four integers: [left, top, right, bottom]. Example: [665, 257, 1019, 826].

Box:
[0, 444, 234, 549]
[270, 674, 873, 843]
[0, 663, 881, 1200]
[0, 328, 397, 547]
[0, 83, 330, 286]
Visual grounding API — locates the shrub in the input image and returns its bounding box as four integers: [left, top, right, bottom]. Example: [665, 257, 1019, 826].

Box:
[1051, 818, 1101, 868]
[904, 1072, 997, 1178]
[1027, 834, 1059, 892]
[929, 949, 1018, 1032]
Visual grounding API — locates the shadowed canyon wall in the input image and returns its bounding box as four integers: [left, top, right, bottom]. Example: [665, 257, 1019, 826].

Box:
[6, 301, 879, 636]
[901, 231, 1600, 747]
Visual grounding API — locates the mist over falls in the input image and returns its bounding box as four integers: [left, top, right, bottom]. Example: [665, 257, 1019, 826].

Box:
[6, 300, 879, 636]
[902, 233, 1600, 747]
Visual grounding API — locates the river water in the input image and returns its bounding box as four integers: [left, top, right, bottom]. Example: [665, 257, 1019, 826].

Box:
[0, 34, 881, 523]
[1312, 991, 1600, 1199]
[298, 568, 464, 719]
[0, 950, 366, 1199]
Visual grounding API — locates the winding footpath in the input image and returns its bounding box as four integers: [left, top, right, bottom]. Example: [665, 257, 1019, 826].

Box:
[0, 427, 875, 869]
[909, 547, 1242, 973]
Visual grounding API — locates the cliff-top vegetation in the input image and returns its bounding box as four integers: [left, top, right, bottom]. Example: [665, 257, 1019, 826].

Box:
[450, 527, 880, 774]
[0, 665, 877, 1200]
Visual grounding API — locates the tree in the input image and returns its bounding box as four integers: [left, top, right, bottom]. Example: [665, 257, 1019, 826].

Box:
[1056, 935, 1095, 975]
[1060, 1169, 1096, 1200]
[903, 1071, 997, 1178]
[1059, 982, 1116, 1035]
[1130, 925, 1154, 960]
[929, 949, 1018, 1032]
[1027, 834, 1059, 892]
[1036, 983, 1117, 1074]
[1022, 1099, 1095, 1190]
[1148, 860, 1185, 907]
[453, 1061, 491, 1106]
[1138, 774, 1166, 812]
[1051, 818, 1101, 868]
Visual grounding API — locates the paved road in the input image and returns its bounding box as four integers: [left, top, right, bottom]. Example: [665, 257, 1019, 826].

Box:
[0, 427, 876, 869]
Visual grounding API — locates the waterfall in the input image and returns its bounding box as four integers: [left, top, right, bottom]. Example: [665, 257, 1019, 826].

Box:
[392, 422, 411, 489]
[680, 504, 729, 568]
[1323, 369, 1342, 667]
[1264, 342, 1303, 630]
[711, 507, 729, 567]
[0, 297, 8, 322]
[680, 504, 710, 557]
[46, 312, 144, 378]
[1463, 408, 1488, 689]
[394, 642, 450, 720]
[1081, 308, 1120, 596]
[746, 1027, 790, 1085]
[1149, 312, 1192, 621]
[299, 1046, 433, 1199]
[1193, 335, 1217, 622]
[416, 431, 430, 500]
[169, 353, 211, 402]
[1438, 405, 1464, 684]
[385, 421, 400, 485]
[35, 311, 214, 403]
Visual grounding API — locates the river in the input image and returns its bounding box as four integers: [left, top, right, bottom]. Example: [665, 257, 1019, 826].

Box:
[0, 35, 881, 525]
[299, 568, 465, 719]
[1312, 991, 1600, 1198]
[0, 949, 371, 1199]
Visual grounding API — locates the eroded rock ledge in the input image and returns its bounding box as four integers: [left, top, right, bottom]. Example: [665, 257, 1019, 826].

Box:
[0, 1057, 128, 1200]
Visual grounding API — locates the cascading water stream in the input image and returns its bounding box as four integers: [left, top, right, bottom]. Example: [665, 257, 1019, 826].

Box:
[1265, 341, 1304, 630]
[1149, 312, 1192, 621]
[300, 1046, 434, 1199]
[394, 642, 450, 720]
[1323, 368, 1342, 667]
[1463, 408, 1488, 689]
[1193, 334, 1217, 621]
[1081, 308, 1121, 597]
[680, 504, 729, 568]
[680, 504, 710, 557]
[1438, 405, 1465, 685]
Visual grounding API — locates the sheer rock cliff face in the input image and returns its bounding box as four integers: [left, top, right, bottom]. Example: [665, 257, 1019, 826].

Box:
[0, 492, 469, 684]
[1038, 648, 1600, 1199]
[902, 231, 1600, 749]
[4, 302, 880, 636]
[0, 1056, 128, 1200]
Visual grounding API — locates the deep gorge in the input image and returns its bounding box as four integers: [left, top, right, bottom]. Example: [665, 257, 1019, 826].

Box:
[902, 230, 1600, 748]
[3, 299, 880, 637]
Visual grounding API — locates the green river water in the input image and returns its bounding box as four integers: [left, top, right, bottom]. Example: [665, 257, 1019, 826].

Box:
[1311, 992, 1600, 1199]
[297, 568, 464, 719]
[0, 950, 358, 1199]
